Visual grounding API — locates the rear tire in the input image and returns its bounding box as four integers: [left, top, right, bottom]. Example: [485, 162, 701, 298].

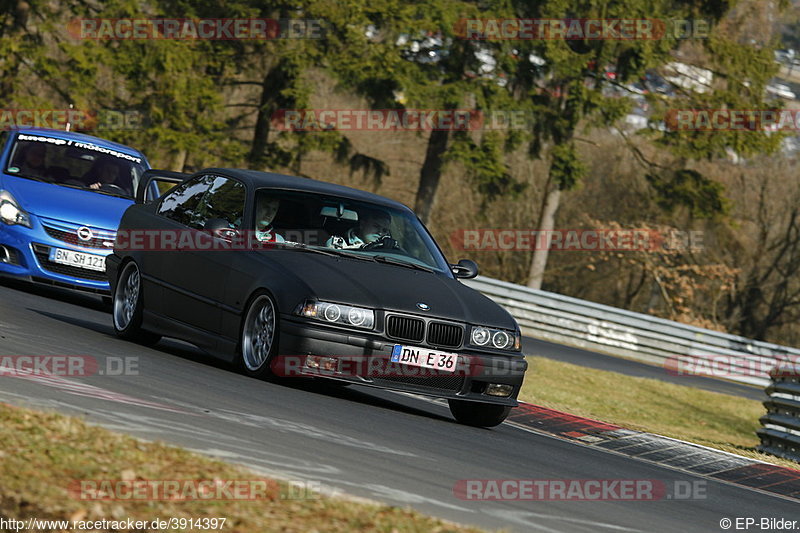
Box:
[238, 292, 279, 379]
[112, 261, 161, 346]
[448, 399, 511, 428]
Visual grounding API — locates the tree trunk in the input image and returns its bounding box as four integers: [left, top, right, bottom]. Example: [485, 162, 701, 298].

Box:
[526, 185, 561, 290]
[170, 149, 187, 172]
[414, 128, 450, 225]
[248, 71, 273, 168]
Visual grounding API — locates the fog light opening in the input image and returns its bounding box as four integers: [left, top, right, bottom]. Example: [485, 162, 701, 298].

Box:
[305, 355, 338, 373]
[485, 383, 513, 397]
[0, 245, 8, 263]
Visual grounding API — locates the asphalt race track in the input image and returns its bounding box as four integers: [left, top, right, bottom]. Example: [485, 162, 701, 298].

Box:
[1, 279, 797, 532]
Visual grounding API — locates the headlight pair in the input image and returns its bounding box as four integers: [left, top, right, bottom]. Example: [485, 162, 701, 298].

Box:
[470, 326, 520, 351]
[299, 300, 375, 330]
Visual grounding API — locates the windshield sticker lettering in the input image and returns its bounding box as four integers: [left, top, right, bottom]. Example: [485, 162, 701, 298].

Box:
[17, 134, 68, 145]
[16, 134, 142, 164]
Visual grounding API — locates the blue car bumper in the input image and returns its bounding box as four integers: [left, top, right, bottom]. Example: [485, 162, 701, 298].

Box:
[0, 214, 115, 294]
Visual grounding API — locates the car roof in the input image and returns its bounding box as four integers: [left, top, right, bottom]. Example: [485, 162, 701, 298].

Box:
[10, 127, 146, 158]
[203, 167, 412, 212]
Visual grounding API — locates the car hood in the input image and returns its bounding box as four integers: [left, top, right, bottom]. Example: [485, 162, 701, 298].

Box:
[2, 175, 133, 229]
[258, 251, 517, 329]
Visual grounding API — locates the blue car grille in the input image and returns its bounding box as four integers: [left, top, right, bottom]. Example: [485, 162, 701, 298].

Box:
[39, 217, 116, 250]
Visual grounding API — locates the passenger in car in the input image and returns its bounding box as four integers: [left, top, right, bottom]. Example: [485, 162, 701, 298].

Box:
[14, 143, 48, 177]
[326, 208, 392, 249]
[254, 197, 285, 242]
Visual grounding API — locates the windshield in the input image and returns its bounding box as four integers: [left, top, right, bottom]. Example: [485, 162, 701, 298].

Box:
[253, 189, 452, 275]
[5, 134, 146, 199]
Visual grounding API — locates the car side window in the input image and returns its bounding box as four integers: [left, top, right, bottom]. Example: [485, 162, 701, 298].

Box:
[194, 176, 246, 229]
[157, 175, 215, 226]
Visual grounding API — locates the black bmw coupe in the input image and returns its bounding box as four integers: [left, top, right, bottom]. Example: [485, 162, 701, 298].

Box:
[107, 168, 527, 427]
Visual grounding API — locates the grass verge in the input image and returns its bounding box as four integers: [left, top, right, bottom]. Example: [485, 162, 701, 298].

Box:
[0, 402, 486, 533]
[518, 356, 798, 471]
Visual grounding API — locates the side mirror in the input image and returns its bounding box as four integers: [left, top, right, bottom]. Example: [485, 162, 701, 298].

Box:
[451, 259, 479, 279]
[204, 218, 238, 242]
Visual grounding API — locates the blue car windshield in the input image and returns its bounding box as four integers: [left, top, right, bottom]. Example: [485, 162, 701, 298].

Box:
[5, 135, 146, 199]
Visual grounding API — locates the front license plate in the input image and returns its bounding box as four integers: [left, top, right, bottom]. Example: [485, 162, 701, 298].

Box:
[48, 247, 106, 272]
[391, 345, 458, 373]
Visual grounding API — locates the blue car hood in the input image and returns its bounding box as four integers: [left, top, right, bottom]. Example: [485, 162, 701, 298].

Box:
[2, 175, 133, 229]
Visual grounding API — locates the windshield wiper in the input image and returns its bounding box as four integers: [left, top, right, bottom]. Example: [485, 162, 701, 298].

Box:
[271, 242, 340, 257]
[371, 255, 435, 273]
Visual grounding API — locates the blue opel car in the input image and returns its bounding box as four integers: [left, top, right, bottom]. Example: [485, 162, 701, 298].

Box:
[0, 127, 149, 295]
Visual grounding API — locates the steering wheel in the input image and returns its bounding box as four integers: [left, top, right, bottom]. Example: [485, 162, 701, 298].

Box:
[361, 236, 409, 255]
[99, 183, 127, 195]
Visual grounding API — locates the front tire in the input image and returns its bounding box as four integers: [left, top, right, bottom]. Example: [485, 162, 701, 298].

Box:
[238, 293, 279, 379]
[448, 399, 511, 428]
[112, 261, 161, 345]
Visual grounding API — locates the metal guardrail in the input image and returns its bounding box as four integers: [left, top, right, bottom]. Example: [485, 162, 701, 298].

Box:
[464, 276, 800, 387]
[758, 367, 800, 462]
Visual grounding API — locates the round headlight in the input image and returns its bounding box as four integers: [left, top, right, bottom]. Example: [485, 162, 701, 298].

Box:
[348, 307, 367, 326]
[323, 304, 341, 322]
[492, 331, 510, 349]
[472, 327, 490, 346]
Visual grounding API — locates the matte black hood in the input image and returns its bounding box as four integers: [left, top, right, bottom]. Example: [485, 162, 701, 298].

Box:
[257, 251, 517, 330]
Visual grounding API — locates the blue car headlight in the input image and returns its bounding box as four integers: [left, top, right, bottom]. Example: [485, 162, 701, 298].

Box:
[298, 300, 375, 330]
[0, 190, 32, 228]
[470, 325, 521, 351]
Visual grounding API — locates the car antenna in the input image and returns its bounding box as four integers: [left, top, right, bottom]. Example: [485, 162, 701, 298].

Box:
[65, 103, 73, 131]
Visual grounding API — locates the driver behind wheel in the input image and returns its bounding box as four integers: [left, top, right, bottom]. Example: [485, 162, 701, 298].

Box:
[86, 157, 125, 191]
[254, 197, 285, 242]
[327, 208, 392, 249]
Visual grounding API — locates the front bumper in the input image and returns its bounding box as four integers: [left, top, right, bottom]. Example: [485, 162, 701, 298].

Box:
[277, 317, 527, 405]
[0, 217, 113, 294]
